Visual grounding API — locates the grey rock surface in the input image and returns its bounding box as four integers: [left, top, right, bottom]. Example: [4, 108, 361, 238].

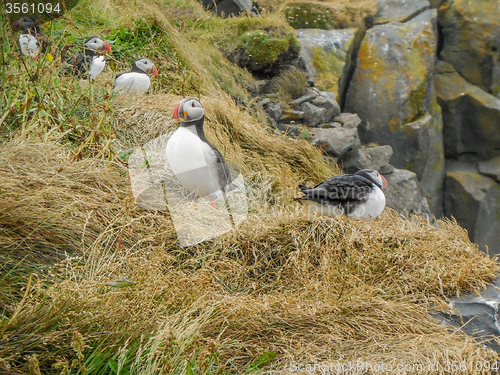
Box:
[444, 161, 500, 255]
[344, 9, 444, 216]
[342, 145, 393, 174]
[478, 156, 500, 183]
[432, 276, 500, 353]
[296, 28, 356, 96]
[374, 0, 430, 24]
[384, 168, 431, 217]
[435, 61, 500, 162]
[278, 110, 304, 125]
[310, 127, 360, 158]
[438, 0, 500, 96]
[310, 95, 340, 121]
[291, 90, 318, 106]
[301, 102, 327, 127]
[332, 113, 361, 129]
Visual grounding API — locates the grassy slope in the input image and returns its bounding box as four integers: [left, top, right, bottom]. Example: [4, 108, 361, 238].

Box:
[1, 0, 499, 373]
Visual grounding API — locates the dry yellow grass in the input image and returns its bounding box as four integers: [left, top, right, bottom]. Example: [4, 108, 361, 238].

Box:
[1, 0, 500, 373]
[1, 92, 500, 373]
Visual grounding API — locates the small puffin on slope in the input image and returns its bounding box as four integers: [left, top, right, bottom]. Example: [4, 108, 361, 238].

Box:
[166, 98, 237, 207]
[113, 58, 158, 94]
[12, 16, 49, 58]
[295, 169, 388, 221]
[66, 36, 111, 80]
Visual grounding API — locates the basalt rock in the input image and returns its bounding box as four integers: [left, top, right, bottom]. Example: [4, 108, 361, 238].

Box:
[344, 9, 444, 216]
[435, 61, 500, 162]
[444, 161, 500, 255]
[374, 0, 431, 24]
[310, 127, 360, 159]
[342, 145, 394, 175]
[296, 29, 356, 96]
[384, 168, 431, 218]
[438, 0, 500, 96]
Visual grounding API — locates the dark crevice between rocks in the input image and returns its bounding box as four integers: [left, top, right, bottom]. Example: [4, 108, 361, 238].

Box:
[436, 21, 445, 57]
[338, 16, 373, 111]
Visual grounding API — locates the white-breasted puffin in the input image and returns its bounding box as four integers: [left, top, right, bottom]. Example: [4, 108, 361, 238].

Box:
[166, 98, 237, 207]
[295, 169, 388, 221]
[12, 16, 49, 58]
[113, 58, 158, 94]
[67, 36, 111, 80]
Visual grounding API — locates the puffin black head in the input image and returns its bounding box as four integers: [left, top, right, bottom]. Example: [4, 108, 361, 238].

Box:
[172, 98, 204, 122]
[12, 16, 38, 31]
[84, 36, 111, 54]
[354, 169, 388, 189]
[133, 58, 158, 77]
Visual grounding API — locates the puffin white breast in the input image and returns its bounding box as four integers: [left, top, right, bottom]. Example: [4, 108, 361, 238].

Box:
[19, 34, 39, 57]
[166, 126, 222, 199]
[88, 56, 105, 79]
[114, 72, 151, 94]
[347, 186, 386, 221]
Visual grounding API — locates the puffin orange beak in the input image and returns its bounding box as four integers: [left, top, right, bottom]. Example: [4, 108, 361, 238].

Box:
[151, 65, 158, 77]
[12, 20, 19, 30]
[105, 43, 111, 53]
[172, 102, 181, 120]
[381, 174, 388, 189]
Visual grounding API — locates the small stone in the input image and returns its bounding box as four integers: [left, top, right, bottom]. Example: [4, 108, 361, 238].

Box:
[291, 90, 318, 107]
[310, 127, 360, 158]
[301, 102, 327, 127]
[310, 95, 341, 122]
[341, 145, 394, 174]
[333, 113, 362, 129]
[278, 110, 304, 124]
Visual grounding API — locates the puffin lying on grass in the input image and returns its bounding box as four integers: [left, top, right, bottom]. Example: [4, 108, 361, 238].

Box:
[113, 58, 158, 94]
[295, 169, 388, 221]
[166, 98, 237, 208]
[65, 36, 111, 80]
[12, 16, 49, 58]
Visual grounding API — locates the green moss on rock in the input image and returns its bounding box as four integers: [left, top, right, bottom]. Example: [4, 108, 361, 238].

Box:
[284, 3, 337, 30]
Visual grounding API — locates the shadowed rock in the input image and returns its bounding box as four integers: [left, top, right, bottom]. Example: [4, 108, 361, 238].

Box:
[344, 9, 444, 216]
[438, 0, 500, 96]
[342, 145, 394, 175]
[444, 161, 500, 255]
[384, 168, 431, 217]
[374, 0, 431, 24]
[435, 61, 500, 162]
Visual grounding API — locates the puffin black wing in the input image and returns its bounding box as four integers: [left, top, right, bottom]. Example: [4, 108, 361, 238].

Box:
[212, 147, 235, 192]
[296, 174, 374, 214]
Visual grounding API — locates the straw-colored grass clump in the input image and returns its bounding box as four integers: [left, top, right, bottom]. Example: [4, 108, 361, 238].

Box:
[1, 96, 500, 372]
[1, 0, 500, 373]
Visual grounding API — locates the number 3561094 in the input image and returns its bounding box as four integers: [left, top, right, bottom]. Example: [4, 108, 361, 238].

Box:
[6, 3, 61, 13]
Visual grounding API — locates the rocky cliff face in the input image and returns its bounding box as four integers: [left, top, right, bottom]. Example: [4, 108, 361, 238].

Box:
[301, 0, 500, 255]
[203, 0, 500, 254]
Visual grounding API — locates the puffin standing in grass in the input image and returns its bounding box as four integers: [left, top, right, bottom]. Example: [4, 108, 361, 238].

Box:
[12, 16, 49, 58]
[295, 169, 388, 221]
[67, 36, 111, 80]
[113, 58, 158, 94]
[166, 98, 237, 208]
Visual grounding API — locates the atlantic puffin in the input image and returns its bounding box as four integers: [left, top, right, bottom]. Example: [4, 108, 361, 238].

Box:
[66, 36, 111, 80]
[12, 16, 49, 58]
[295, 169, 388, 221]
[113, 58, 158, 94]
[166, 98, 237, 207]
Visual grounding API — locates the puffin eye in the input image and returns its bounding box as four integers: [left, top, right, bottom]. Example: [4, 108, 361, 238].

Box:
[191, 102, 195, 107]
